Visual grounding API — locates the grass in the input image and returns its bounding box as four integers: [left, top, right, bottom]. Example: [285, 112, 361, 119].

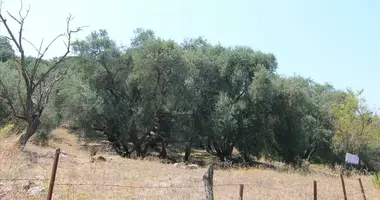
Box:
[373, 172, 380, 190]
[1, 128, 379, 200]
[0, 123, 14, 136]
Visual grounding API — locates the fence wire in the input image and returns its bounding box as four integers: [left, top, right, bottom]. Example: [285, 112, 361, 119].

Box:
[0, 148, 378, 200]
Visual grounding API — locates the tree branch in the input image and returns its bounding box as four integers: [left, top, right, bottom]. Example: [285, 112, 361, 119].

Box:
[33, 14, 84, 90]
[16, 66, 26, 113]
[0, 1, 32, 90]
[0, 10, 21, 51]
[44, 66, 70, 107]
[7, 11, 21, 24]
[23, 38, 42, 57]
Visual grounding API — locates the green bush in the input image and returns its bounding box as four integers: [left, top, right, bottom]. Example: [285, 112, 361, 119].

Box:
[33, 130, 51, 147]
[372, 172, 380, 190]
[0, 123, 14, 136]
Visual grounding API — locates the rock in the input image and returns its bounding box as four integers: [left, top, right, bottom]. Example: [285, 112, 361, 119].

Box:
[60, 150, 68, 156]
[27, 186, 45, 196]
[184, 164, 199, 170]
[60, 151, 68, 158]
[173, 163, 181, 167]
[91, 155, 107, 163]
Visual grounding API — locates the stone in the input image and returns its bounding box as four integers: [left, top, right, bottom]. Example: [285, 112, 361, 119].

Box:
[91, 155, 107, 163]
[27, 186, 46, 196]
[184, 164, 199, 170]
[173, 163, 180, 167]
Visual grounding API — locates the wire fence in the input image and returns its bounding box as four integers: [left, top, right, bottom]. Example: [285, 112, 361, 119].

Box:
[1, 148, 379, 200]
[0, 177, 378, 199]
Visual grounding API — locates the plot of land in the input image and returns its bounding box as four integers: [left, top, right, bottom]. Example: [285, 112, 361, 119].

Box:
[1, 129, 379, 200]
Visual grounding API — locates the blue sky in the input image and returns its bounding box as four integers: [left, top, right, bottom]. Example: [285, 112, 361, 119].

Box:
[1, 0, 379, 110]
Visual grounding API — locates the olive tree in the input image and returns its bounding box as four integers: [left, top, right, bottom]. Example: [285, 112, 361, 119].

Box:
[0, 1, 83, 149]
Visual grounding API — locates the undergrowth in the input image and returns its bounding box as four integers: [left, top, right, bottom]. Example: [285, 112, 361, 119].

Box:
[0, 123, 14, 136]
[372, 172, 380, 190]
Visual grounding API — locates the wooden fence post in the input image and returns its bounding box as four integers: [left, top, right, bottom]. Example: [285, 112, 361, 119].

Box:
[47, 149, 60, 200]
[358, 178, 367, 200]
[313, 180, 317, 200]
[340, 174, 347, 200]
[203, 164, 214, 200]
[239, 184, 244, 200]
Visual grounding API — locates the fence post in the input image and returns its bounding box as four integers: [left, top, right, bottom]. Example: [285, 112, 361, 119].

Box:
[47, 149, 60, 200]
[313, 180, 317, 200]
[340, 174, 347, 200]
[239, 184, 244, 200]
[203, 164, 214, 200]
[358, 178, 367, 200]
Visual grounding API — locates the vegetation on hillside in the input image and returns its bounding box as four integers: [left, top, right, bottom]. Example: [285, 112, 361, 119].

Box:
[1, 2, 380, 172]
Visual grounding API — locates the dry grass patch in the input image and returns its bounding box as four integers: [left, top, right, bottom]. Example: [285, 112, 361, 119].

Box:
[1, 129, 379, 199]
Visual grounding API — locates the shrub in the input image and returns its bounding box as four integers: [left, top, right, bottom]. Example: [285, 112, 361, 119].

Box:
[33, 130, 51, 147]
[0, 123, 14, 136]
[372, 172, 380, 190]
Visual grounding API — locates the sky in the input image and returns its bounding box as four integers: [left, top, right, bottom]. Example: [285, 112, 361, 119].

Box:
[1, 0, 380, 110]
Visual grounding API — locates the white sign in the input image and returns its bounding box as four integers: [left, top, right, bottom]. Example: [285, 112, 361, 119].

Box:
[345, 153, 359, 165]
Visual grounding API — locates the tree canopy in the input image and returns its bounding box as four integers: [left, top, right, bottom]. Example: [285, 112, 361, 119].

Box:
[1, 7, 379, 171]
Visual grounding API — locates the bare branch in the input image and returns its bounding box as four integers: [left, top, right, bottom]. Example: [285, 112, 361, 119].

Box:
[18, 0, 23, 18]
[37, 65, 69, 111]
[19, 2, 30, 20]
[29, 38, 45, 80]
[0, 0, 32, 89]
[40, 33, 65, 57]
[38, 39, 44, 55]
[26, 32, 66, 83]
[63, 40, 68, 49]
[12, 58, 20, 64]
[23, 38, 42, 56]
[0, 11, 21, 50]
[16, 67, 26, 113]
[17, 0, 30, 20]
[33, 14, 84, 90]
[7, 11, 21, 24]
[37, 79, 43, 110]
[44, 66, 69, 106]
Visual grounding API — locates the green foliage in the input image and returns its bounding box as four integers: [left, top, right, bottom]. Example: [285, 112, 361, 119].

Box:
[0, 123, 14, 136]
[372, 172, 380, 190]
[33, 130, 51, 147]
[330, 90, 377, 156]
[57, 29, 380, 166]
[0, 36, 15, 62]
[3, 27, 380, 168]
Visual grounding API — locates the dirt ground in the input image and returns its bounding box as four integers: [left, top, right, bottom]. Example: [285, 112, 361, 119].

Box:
[1, 128, 379, 200]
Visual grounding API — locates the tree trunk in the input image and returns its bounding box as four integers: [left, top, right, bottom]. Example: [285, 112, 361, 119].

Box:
[184, 145, 192, 163]
[159, 141, 167, 158]
[113, 143, 130, 157]
[184, 138, 193, 163]
[18, 118, 40, 150]
[134, 143, 142, 157]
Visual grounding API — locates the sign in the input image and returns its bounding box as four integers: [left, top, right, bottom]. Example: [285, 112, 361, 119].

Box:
[345, 153, 359, 165]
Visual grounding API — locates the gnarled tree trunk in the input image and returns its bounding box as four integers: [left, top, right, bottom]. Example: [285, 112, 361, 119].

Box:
[18, 118, 40, 150]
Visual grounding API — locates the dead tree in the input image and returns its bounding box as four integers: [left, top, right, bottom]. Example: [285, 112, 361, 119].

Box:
[0, 1, 83, 150]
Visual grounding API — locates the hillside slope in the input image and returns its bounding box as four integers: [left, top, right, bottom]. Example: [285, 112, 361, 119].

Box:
[0, 128, 379, 200]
